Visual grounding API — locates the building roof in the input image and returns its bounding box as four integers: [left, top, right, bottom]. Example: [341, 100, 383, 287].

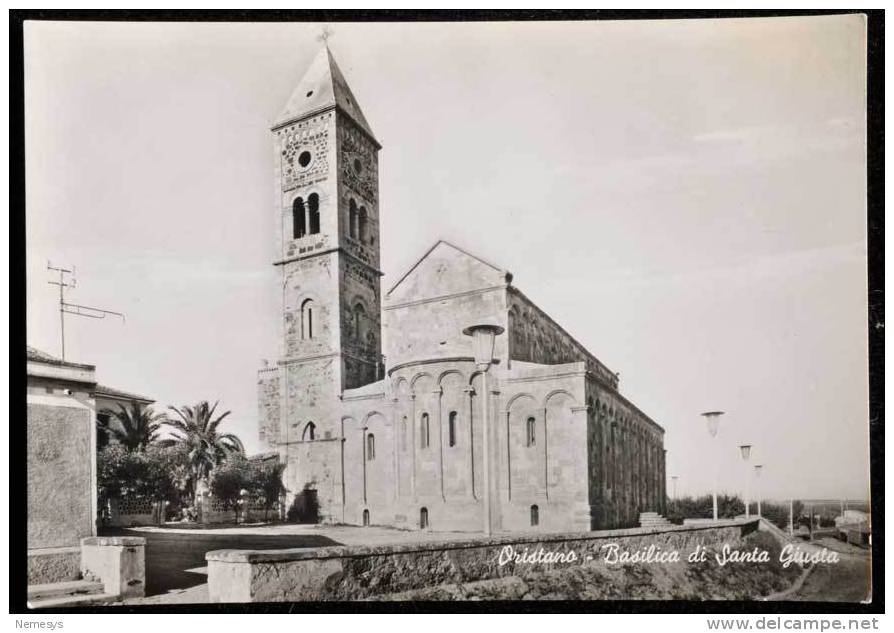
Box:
[387, 239, 511, 298]
[94, 383, 154, 404]
[26, 345, 95, 370]
[273, 45, 377, 143]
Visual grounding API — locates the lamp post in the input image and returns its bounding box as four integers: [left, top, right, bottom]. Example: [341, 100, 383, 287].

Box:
[754, 464, 763, 518]
[463, 321, 505, 536]
[739, 444, 752, 518]
[700, 411, 724, 521]
[671, 476, 678, 501]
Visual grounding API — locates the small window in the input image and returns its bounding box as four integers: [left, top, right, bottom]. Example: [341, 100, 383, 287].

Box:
[353, 302, 365, 340]
[301, 298, 315, 340]
[292, 197, 306, 239]
[401, 416, 408, 451]
[419, 507, 429, 529]
[420, 413, 430, 449]
[526, 416, 536, 447]
[362, 509, 370, 526]
[530, 504, 539, 526]
[298, 150, 312, 168]
[448, 412, 457, 447]
[366, 433, 375, 460]
[308, 193, 320, 235]
[303, 421, 316, 441]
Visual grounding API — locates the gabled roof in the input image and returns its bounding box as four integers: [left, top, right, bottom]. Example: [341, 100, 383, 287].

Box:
[94, 384, 154, 405]
[273, 45, 377, 142]
[387, 239, 510, 298]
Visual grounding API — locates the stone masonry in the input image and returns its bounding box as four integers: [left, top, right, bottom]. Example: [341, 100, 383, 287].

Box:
[258, 44, 666, 534]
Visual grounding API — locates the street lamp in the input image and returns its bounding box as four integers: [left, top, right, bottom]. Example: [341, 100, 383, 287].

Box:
[671, 476, 678, 501]
[739, 444, 752, 518]
[463, 321, 505, 536]
[700, 411, 724, 521]
[754, 464, 763, 518]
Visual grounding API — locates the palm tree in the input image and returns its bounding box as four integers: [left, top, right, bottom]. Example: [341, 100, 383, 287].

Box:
[164, 400, 245, 506]
[100, 402, 166, 452]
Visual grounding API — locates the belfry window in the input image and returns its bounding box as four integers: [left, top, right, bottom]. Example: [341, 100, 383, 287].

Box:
[362, 509, 370, 526]
[448, 411, 457, 447]
[349, 200, 358, 239]
[530, 504, 539, 526]
[358, 207, 368, 243]
[303, 421, 316, 441]
[301, 298, 314, 340]
[366, 434, 376, 460]
[419, 507, 429, 529]
[292, 197, 306, 239]
[526, 416, 536, 447]
[420, 413, 430, 449]
[308, 193, 320, 235]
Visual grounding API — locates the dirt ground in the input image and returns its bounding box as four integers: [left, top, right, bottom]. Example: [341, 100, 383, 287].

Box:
[776, 538, 872, 603]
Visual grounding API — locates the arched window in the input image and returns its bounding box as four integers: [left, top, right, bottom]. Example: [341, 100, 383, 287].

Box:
[419, 507, 429, 529]
[530, 504, 539, 526]
[526, 416, 536, 447]
[358, 207, 368, 243]
[292, 197, 306, 239]
[302, 421, 316, 441]
[353, 302, 365, 340]
[401, 416, 408, 451]
[448, 411, 457, 447]
[301, 299, 314, 340]
[349, 199, 358, 239]
[420, 413, 430, 449]
[362, 509, 370, 526]
[366, 433, 375, 460]
[308, 193, 320, 235]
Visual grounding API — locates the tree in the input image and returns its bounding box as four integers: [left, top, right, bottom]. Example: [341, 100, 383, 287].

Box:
[164, 401, 245, 506]
[210, 454, 252, 521]
[251, 460, 287, 521]
[99, 402, 166, 452]
[97, 443, 184, 514]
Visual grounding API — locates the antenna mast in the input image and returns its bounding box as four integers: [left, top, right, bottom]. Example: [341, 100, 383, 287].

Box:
[47, 262, 125, 360]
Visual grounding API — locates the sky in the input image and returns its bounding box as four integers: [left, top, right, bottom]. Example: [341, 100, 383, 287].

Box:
[24, 16, 869, 501]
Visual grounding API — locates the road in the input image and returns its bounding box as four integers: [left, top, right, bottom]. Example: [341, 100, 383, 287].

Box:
[772, 538, 872, 602]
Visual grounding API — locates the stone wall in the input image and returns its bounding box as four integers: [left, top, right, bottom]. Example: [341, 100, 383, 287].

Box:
[27, 400, 94, 549]
[207, 519, 758, 602]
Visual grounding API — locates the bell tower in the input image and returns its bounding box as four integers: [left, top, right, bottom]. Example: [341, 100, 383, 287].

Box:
[271, 44, 383, 423]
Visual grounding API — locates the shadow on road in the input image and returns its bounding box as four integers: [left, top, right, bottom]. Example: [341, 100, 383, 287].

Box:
[100, 527, 341, 596]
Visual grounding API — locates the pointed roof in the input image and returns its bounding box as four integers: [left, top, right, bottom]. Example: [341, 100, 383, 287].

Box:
[273, 46, 378, 143]
[387, 239, 512, 300]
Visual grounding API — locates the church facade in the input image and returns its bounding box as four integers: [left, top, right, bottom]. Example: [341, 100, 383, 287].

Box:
[257, 46, 667, 533]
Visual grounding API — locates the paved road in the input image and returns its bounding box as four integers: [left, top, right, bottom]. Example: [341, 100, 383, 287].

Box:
[101, 526, 342, 596]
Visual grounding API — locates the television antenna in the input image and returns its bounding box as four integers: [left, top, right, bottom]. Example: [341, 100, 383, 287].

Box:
[47, 262, 125, 360]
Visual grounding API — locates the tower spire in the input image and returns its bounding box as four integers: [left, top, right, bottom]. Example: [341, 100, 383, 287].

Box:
[273, 41, 378, 145]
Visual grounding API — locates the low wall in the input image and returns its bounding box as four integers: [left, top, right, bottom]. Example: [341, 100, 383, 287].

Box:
[28, 546, 81, 584]
[207, 519, 758, 602]
[81, 536, 146, 599]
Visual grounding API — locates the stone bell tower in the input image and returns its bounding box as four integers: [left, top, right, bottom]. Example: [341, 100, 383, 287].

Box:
[266, 45, 383, 447]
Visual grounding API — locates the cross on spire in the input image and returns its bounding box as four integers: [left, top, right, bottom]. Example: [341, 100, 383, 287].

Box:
[317, 25, 333, 45]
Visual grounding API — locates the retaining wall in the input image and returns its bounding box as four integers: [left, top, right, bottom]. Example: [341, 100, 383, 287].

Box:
[207, 519, 758, 602]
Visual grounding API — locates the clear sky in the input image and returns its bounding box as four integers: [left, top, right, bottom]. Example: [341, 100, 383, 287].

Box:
[25, 16, 869, 501]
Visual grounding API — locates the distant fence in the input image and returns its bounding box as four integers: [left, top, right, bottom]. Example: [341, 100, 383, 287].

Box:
[105, 497, 165, 527]
[197, 493, 280, 524]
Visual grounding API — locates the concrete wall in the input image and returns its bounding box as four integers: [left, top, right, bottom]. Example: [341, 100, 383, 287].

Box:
[207, 519, 758, 602]
[27, 398, 95, 549]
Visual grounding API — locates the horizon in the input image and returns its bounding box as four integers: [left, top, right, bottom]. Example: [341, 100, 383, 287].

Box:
[25, 17, 869, 501]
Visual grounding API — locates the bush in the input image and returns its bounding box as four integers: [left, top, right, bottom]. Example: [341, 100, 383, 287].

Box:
[210, 454, 253, 520]
[287, 486, 319, 523]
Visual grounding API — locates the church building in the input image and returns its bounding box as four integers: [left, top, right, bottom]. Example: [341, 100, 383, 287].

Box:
[258, 45, 667, 533]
